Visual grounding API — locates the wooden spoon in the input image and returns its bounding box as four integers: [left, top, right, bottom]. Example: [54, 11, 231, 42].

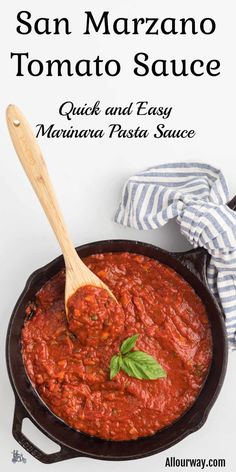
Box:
[6, 104, 116, 316]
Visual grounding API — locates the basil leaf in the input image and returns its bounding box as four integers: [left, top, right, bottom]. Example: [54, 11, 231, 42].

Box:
[110, 355, 122, 380]
[124, 351, 167, 380]
[122, 357, 149, 379]
[109, 335, 167, 381]
[120, 334, 139, 355]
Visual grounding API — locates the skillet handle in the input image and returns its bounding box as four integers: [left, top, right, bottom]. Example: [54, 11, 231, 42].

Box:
[171, 247, 209, 283]
[12, 398, 80, 464]
[228, 195, 236, 211]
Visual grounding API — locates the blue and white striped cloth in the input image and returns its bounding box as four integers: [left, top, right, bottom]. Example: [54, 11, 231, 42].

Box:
[115, 163, 236, 350]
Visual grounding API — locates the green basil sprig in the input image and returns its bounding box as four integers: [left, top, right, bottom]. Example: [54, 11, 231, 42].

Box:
[110, 334, 167, 380]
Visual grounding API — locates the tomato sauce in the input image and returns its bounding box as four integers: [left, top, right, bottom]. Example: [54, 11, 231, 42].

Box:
[22, 252, 212, 441]
[67, 285, 125, 347]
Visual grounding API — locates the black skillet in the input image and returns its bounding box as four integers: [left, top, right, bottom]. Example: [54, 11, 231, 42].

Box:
[6, 196, 236, 463]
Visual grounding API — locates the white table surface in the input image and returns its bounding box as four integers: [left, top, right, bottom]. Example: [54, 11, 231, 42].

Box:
[1, 1, 236, 470]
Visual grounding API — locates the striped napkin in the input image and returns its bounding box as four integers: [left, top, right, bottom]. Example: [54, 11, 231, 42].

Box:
[115, 163, 236, 350]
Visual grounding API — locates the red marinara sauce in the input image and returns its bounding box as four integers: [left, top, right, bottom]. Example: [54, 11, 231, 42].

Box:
[22, 252, 212, 441]
[67, 285, 125, 347]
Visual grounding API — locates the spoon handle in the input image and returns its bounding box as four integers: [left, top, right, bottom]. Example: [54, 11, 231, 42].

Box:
[6, 104, 77, 267]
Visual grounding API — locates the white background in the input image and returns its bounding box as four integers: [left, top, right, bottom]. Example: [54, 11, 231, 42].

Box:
[0, 1, 236, 471]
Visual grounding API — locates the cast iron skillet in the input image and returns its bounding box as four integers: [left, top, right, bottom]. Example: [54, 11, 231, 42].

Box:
[6, 196, 236, 463]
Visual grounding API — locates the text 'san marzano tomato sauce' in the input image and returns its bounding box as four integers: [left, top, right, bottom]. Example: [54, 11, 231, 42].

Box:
[22, 252, 212, 441]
